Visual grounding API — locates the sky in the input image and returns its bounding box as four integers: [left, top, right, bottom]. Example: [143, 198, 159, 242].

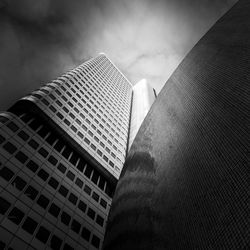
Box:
[0, 0, 238, 110]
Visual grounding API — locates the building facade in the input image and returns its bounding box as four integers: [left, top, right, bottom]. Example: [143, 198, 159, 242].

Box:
[0, 53, 134, 250]
[103, 1, 249, 249]
[128, 79, 156, 149]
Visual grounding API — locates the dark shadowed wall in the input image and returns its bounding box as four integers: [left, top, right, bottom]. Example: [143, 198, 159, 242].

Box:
[103, 0, 249, 249]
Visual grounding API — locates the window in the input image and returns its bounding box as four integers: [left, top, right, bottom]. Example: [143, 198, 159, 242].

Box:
[38, 147, 49, 158]
[56, 112, 63, 119]
[96, 215, 104, 227]
[77, 131, 84, 139]
[71, 219, 81, 234]
[12, 176, 27, 191]
[46, 133, 57, 145]
[49, 105, 56, 113]
[49, 203, 60, 218]
[42, 99, 49, 106]
[0, 134, 5, 144]
[48, 177, 59, 189]
[28, 139, 39, 150]
[15, 151, 28, 164]
[87, 207, 96, 220]
[50, 235, 63, 250]
[81, 227, 91, 241]
[17, 131, 29, 141]
[8, 207, 25, 225]
[63, 107, 69, 113]
[75, 178, 83, 188]
[22, 216, 38, 235]
[68, 193, 78, 205]
[64, 119, 70, 126]
[0, 167, 14, 181]
[48, 155, 58, 166]
[78, 201, 86, 213]
[0, 197, 11, 215]
[37, 169, 49, 181]
[3, 142, 17, 154]
[57, 163, 66, 174]
[84, 185, 91, 195]
[7, 121, 19, 132]
[62, 146, 71, 159]
[24, 185, 38, 200]
[36, 226, 50, 243]
[38, 126, 49, 138]
[37, 194, 50, 209]
[91, 171, 99, 184]
[69, 152, 78, 166]
[92, 192, 99, 202]
[100, 199, 107, 209]
[58, 186, 69, 197]
[26, 160, 39, 173]
[54, 139, 64, 152]
[61, 211, 71, 226]
[84, 137, 90, 145]
[66, 171, 75, 181]
[29, 119, 41, 131]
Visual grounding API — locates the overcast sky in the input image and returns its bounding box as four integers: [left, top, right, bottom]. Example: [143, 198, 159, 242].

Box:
[0, 0, 238, 110]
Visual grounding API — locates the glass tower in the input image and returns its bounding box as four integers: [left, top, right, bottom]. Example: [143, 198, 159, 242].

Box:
[0, 54, 133, 250]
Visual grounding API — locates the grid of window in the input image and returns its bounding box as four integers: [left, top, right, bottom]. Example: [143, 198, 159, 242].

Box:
[0, 195, 102, 249]
[0, 54, 132, 250]
[29, 54, 132, 177]
[0, 113, 109, 249]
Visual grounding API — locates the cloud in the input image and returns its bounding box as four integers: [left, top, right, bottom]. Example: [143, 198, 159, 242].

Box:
[0, 0, 238, 110]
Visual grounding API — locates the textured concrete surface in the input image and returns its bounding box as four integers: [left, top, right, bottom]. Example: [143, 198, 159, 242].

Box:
[103, 0, 249, 249]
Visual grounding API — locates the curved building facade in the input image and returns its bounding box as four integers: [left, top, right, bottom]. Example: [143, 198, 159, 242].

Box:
[103, 0, 249, 249]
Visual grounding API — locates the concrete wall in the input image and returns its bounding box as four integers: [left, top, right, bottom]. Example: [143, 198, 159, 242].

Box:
[103, 0, 249, 249]
[128, 79, 155, 150]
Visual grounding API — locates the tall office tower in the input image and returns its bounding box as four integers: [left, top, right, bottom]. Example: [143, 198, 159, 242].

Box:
[128, 79, 156, 149]
[0, 53, 133, 250]
[104, 0, 249, 249]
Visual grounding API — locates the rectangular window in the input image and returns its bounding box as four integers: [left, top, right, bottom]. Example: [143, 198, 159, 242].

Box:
[58, 186, 69, 197]
[8, 207, 25, 225]
[75, 178, 83, 188]
[7, 121, 19, 132]
[36, 226, 50, 244]
[38, 147, 49, 158]
[48, 155, 58, 166]
[78, 200, 86, 213]
[48, 203, 60, 218]
[87, 207, 96, 220]
[57, 163, 66, 174]
[84, 185, 91, 195]
[48, 177, 59, 190]
[81, 227, 91, 241]
[3, 142, 17, 154]
[0, 197, 11, 215]
[24, 185, 38, 200]
[66, 171, 75, 181]
[22, 216, 38, 235]
[12, 176, 27, 191]
[71, 220, 81, 234]
[68, 193, 78, 205]
[28, 139, 39, 150]
[37, 169, 49, 181]
[26, 160, 39, 173]
[37, 194, 50, 209]
[18, 130, 29, 141]
[0, 167, 14, 182]
[61, 211, 71, 226]
[15, 151, 28, 164]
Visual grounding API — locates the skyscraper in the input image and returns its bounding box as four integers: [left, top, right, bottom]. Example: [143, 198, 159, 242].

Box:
[103, 1, 249, 249]
[0, 53, 139, 249]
